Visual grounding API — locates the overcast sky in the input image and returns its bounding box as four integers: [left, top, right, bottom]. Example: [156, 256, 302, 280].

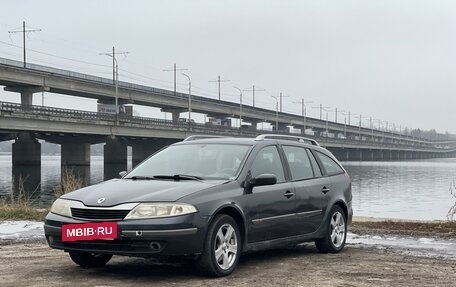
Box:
[0, 0, 455, 133]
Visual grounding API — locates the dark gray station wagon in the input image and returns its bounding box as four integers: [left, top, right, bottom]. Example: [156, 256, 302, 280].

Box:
[45, 134, 353, 277]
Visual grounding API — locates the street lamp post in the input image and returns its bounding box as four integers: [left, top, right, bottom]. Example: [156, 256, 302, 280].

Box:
[233, 86, 243, 134]
[354, 114, 362, 140]
[100, 47, 128, 125]
[292, 98, 313, 135]
[271, 96, 279, 133]
[181, 73, 192, 130]
[312, 105, 330, 136]
[312, 104, 330, 121]
[341, 112, 348, 138]
[102, 52, 119, 124]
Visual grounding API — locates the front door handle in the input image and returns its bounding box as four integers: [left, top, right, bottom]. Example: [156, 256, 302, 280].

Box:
[284, 190, 294, 199]
[321, 186, 330, 194]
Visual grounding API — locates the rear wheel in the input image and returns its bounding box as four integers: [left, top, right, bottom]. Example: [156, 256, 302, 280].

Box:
[196, 214, 241, 277]
[315, 206, 347, 253]
[69, 252, 112, 267]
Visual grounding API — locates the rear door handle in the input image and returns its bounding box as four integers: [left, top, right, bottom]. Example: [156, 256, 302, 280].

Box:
[284, 190, 294, 199]
[321, 187, 330, 194]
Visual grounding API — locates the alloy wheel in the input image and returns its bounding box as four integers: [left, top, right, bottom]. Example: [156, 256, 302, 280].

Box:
[214, 223, 238, 270]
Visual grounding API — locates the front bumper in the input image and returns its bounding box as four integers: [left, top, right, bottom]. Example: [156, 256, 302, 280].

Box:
[44, 212, 207, 257]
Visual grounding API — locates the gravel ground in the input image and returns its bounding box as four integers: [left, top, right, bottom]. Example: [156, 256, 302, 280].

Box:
[1, 241, 456, 287]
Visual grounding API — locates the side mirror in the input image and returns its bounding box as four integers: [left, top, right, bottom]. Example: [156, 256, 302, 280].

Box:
[250, 174, 277, 187]
[118, 171, 127, 178]
[244, 174, 277, 192]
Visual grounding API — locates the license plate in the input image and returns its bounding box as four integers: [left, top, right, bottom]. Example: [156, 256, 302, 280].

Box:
[62, 222, 118, 242]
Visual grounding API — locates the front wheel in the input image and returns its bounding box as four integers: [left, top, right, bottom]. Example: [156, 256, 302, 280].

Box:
[69, 252, 112, 267]
[196, 214, 241, 277]
[315, 206, 347, 253]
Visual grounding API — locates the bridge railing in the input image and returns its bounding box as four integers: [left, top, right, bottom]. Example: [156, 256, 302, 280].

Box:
[1, 101, 455, 151]
[0, 101, 257, 133]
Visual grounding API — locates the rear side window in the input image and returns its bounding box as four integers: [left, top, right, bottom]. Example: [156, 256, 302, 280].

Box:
[250, 146, 285, 183]
[307, 150, 323, 177]
[282, 146, 314, 180]
[314, 151, 344, 175]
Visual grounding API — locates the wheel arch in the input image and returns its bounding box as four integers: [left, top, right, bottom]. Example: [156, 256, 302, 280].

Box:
[332, 200, 349, 222]
[208, 203, 248, 251]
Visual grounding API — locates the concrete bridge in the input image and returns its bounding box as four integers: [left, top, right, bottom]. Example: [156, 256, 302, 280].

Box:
[0, 56, 455, 192]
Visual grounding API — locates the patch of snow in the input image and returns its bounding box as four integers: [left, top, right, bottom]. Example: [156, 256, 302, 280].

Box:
[348, 232, 456, 259]
[0, 221, 44, 240]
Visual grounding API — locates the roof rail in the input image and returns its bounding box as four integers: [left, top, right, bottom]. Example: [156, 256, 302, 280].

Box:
[255, 134, 320, 146]
[183, 135, 228, 141]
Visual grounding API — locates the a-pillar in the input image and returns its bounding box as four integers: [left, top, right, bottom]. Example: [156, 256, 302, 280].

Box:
[12, 133, 41, 193]
[61, 142, 90, 185]
[104, 138, 128, 180]
[131, 139, 177, 167]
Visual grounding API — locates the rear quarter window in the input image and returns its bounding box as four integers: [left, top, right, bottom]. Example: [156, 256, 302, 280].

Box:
[314, 151, 344, 176]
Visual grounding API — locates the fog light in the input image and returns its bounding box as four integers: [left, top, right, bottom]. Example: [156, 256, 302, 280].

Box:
[150, 242, 161, 251]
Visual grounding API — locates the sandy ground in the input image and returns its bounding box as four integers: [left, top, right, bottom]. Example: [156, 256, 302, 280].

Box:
[1, 240, 456, 287]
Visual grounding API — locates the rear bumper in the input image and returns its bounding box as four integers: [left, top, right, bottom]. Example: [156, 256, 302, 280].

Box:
[44, 212, 207, 257]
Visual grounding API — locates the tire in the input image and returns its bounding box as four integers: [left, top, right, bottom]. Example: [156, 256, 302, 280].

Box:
[315, 205, 347, 253]
[69, 252, 113, 267]
[196, 214, 241, 277]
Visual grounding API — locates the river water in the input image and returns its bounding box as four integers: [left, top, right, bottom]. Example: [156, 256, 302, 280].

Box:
[0, 154, 455, 221]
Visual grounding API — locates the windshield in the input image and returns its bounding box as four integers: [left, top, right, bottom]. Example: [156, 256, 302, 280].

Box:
[126, 143, 251, 180]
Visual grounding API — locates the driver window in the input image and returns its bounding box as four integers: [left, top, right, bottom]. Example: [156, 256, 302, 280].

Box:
[250, 146, 285, 183]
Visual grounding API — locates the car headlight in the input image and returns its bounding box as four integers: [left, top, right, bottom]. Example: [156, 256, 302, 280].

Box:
[50, 198, 72, 217]
[124, 203, 197, 220]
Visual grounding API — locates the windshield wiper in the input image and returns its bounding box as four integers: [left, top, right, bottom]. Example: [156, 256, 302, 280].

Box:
[126, 176, 157, 180]
[152, 174, 204, 181]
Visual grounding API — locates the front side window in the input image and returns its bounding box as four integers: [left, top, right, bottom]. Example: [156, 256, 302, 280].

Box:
[315, 151, 344, 175]
[282, 146, 314, 180]
[127, 144, 251, 180]
[250, 146, 285, 183]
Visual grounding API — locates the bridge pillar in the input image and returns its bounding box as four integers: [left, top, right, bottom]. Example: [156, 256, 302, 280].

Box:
[274, 123, 288, 132]
[386, 150, 393, 160]
[171, 112, 180, 123]
[12, 133, 41, 193]
[131, 139, 177, 167]
[248, 121, 258, 130]
[161, 108, 186, 123]
[348, 149, 362, 161]
[372, 150, 383, 161]
[329, 148, 347, 162]
[4, 86, 49, 106]
[104, 138, 128, 180]
[61, 142, 91, 185]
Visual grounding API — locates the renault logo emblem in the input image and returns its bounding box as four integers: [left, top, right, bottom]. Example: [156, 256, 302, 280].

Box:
[97, 198, 106, 204]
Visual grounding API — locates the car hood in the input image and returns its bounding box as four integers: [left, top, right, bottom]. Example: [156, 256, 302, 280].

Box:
[62, 178, 227, 207]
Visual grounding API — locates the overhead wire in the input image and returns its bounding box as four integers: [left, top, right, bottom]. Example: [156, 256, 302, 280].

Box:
[0, 29, 317, 121]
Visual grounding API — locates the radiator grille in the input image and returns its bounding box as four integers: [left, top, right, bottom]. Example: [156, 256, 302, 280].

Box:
[70, 208, 130, 220]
